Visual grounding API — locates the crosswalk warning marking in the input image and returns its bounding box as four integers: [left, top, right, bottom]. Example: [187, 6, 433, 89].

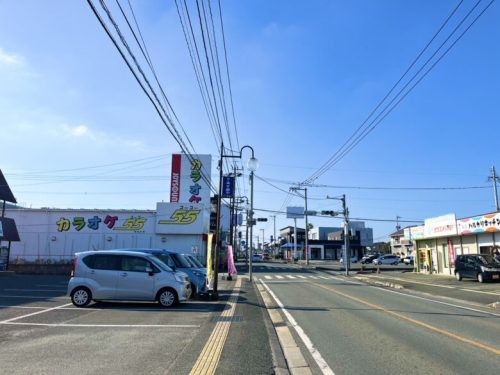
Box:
[286, 275, 296, 279]
[265, 275, 272, 279]
[276, 275, 284, 279]
[318, 276, 329, 279]
[298, 275, 307, 279]
[309, 276, 319, 279]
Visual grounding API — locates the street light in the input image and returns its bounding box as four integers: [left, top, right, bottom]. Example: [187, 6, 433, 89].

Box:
[214, 143, 257, 296]
[290, 186, 309, 265]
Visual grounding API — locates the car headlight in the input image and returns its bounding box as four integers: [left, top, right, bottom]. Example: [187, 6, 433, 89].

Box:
[481, 266, 495, 272]
[175, 273, 188, 283]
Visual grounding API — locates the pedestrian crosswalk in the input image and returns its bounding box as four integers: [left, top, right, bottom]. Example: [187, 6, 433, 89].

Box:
[255, 274, 339, 281]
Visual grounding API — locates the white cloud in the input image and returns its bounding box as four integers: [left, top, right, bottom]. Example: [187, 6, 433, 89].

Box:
[0, 47, 25, 67]
[63, 124, 92, 138]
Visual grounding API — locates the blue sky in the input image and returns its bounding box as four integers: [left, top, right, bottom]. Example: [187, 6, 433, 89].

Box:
[1, 0, 499, 243]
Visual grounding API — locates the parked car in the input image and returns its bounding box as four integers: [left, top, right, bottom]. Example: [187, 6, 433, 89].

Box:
[373, 254, 400, 265]
[120, 248, 207, 296]
[67, 250, 191, 307]
[262, 253, 271, 260]
[360, 254, 379, 264]
[403, 255, 414, 265]
[454, 254, 500, 283]
[252, 254, 262, 262]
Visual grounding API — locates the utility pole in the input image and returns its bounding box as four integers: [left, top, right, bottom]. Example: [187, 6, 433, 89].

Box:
[326, 194, 349, 276]
[293, 218, 297, 262]
[489, 166, 500, 212]
[290, 186, 309, 265]
[271, 215, 276, 257]
[342, 194, 350, 276]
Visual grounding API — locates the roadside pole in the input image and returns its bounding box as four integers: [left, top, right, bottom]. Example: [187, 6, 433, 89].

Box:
[342, 195, 350, 276]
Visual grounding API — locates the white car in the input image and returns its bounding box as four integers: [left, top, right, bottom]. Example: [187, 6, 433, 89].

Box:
[340, 256, 358, 263]
[373, 254, 400, 265]
[67, 250, 192, 307]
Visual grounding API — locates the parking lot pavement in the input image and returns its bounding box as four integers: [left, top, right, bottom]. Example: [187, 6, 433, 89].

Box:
[0, 274, 277, 374]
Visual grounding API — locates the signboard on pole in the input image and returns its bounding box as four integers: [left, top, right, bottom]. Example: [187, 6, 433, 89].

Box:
[222, 176, 235, 198]
[170, 154, 212, 205]
[286, 206, 304, 219]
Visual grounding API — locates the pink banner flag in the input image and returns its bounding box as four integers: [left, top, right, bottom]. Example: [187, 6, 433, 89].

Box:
[227, 245, 237, 276]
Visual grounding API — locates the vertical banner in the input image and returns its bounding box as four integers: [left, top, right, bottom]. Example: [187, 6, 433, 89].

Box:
[227, 245, 237, 276]
[222, 176, 235, 198]
[170, 154, 182, 202]
[447, 239, 455, 266]
[206, 233, 214, 290]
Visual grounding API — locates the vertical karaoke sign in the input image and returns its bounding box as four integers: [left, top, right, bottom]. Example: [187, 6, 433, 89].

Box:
[170, 154, 212, 205]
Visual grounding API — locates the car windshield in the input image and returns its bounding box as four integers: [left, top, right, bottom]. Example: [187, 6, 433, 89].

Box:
[477, 254, 500, 266]
[170, 253, 192, 268]
[186, 255, 204, 268]
[147, 255, 170, 271]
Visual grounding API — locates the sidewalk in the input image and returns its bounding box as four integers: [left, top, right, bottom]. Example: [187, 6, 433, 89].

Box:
[169, 274, 284, 375]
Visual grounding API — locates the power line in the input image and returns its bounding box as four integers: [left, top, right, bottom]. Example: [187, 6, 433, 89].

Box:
[87, 0, 216, 194]
[302, 0, 495, 185]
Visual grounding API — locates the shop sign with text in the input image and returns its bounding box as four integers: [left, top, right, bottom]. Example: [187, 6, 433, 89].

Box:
[457, 212, 500, 235]
[156, 202, 209, 234]
[424, 214, 457, 238]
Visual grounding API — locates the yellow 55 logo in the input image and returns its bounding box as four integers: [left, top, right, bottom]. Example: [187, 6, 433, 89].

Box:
[158, 209, 201, 225]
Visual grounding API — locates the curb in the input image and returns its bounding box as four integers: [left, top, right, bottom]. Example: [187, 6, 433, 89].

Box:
[353, 275, 404, 289]
[256, 282, 313, 375]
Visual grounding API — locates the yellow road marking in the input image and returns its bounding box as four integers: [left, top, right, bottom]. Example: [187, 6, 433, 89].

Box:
[189, 278, 242, 375]
[314, 283, 500, 356]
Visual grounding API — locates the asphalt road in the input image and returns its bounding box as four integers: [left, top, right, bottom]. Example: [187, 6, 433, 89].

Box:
[252, 262, 500, 375]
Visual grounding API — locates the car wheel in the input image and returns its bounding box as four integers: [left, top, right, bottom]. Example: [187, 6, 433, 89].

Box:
[455, 271, 462, 281]
[157, 288, 178, 307]
[71, 286, 92, 307]
[190, 282, 197, 298]
[393, 261, 399, 265]
[477, 273, 484, 283]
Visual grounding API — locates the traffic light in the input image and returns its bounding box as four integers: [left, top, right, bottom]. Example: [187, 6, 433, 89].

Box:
[256, 218, 268, 222]
[321, 210, 337, 216]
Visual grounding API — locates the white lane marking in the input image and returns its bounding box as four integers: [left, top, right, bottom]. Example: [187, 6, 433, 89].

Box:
[0, 302, 73, 323]
[309, 276, 319, 280]
[0, 295, 67, 299]
[276, 275, 284, 279]
[461, 288, 500, 296]
[286, 275, 296, 279]
[368, 275, 455, 289]
[261, 280, 334, 375]
[0, 305, 101, 311]
[0, 322, 200, 328]
[318, 276, 329, 280]
[298, 275, 307, 279]
[4, 289, 66, 292]
[265, 275, 272, 280]
[330, 275, 500, 318]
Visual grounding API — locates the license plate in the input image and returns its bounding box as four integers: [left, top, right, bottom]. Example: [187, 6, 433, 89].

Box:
[493, 274, 499, 280]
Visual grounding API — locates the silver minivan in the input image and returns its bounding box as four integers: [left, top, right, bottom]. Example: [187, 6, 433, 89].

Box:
[67, 250, 191, 307]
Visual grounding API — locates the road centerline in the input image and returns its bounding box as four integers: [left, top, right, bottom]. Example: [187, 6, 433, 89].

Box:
[313, 282, 500, 355]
